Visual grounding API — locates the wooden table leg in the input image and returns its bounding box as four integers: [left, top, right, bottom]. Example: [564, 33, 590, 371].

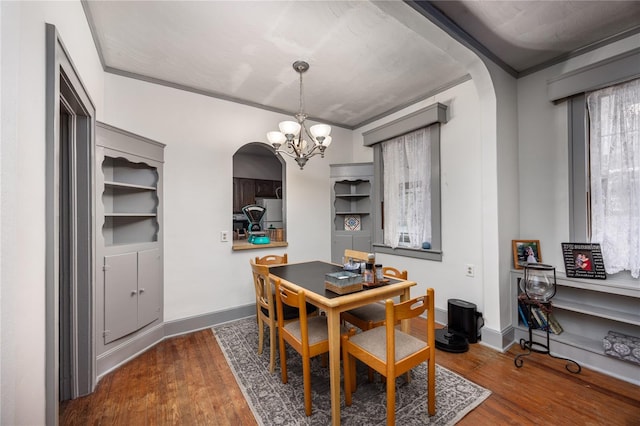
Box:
[326, 308, 342, 426]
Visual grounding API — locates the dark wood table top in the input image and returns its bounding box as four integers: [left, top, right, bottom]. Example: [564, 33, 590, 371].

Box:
[269, 260, 399, 299]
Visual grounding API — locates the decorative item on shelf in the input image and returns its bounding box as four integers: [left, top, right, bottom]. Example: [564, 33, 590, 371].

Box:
[520, 263, 556, 302]
[344, 215, 361, 231]
[512, 239, 542, 269]
[515, 263, 581, 374]
[603, 331, 640, 365]
[561, 242, 607, 279]
[266, 61, 332, 170]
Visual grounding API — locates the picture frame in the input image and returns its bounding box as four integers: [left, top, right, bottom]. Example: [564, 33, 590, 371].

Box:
[512, 240, 542, 269]
[561, 242, 607, 279]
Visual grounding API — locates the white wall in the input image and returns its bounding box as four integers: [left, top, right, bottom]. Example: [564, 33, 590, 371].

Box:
[102, 73, 355, 321]
[352, 80, 488, 318]
[0, 1, 104, 424]
[517, 33, 640, 274]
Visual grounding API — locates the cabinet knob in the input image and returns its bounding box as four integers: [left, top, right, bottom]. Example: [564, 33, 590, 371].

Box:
[139, 288, 145, 294]
[131, 290, 137, 296]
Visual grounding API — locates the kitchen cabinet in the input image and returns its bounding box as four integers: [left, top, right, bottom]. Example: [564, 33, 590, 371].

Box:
[233, 178, 281, 212]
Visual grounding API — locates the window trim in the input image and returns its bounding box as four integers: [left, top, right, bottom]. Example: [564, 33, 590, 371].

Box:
[365, 103, 447, 261]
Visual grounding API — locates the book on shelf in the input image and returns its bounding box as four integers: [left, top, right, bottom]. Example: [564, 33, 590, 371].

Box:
[517, 300, 531, 328]
[540, 310, 564, 335]
[531, 307, 549, 331]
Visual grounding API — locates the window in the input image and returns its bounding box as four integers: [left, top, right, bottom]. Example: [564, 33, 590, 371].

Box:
[363, 103, 446, 261]
[586, 79, 640, 278]
[570, 77, 640, 278]
[381, 127, 432, 249]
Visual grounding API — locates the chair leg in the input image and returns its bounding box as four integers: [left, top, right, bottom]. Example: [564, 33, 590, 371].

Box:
[269, 325, 276, 373]
[279, 337, 288, 384]
[427, 358, 436, 416]
[303, 355, 312, 416]
[386, 375, 396, 426]
[257, 318, 264, 355]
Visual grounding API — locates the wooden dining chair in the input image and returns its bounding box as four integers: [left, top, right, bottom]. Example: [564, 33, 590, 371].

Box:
[255, 253, 288, 265]
[341, 267, 408, 382]
[341, 267, 408, 331]
[274, 278, 350, 416]
[343, 248, 369, 263]
[341, 289, 436, 425]
[250, 260, 317, 373]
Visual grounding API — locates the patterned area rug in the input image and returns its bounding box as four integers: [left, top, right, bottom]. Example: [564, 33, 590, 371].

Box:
[212, 317, 491, 425]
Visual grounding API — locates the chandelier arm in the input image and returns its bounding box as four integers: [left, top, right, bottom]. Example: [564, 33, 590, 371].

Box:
[300, 122, 319, 147]
[274, 149, 299, 160]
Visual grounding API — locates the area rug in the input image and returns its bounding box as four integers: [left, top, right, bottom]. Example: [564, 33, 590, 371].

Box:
[212, 317, 491, 425]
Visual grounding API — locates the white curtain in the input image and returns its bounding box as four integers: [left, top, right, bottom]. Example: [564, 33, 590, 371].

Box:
[381, 127, 431, 249]
[587, 78, 640, 278]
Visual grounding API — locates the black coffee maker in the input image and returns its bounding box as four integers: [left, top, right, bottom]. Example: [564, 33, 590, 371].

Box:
[435, 299, 484, 353]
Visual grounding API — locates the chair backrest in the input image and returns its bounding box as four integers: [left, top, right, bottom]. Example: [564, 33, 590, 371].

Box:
[274, 279, 310, 344]
[250, 260, 273, 313]
[344, 249, 369, 263]
[382, 266, 408, 280]
[385, 288, 435, 362]
[255, 253, 288, 265]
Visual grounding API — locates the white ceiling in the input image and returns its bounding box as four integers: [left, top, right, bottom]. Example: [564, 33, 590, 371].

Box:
[83, 1, 640, 129]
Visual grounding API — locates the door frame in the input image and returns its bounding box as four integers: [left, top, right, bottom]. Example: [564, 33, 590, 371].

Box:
[45, 23, 96, 423]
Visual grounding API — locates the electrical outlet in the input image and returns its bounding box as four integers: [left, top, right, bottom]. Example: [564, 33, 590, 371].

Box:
[465, 264, 475, 277]
[220, 231, 229, 242]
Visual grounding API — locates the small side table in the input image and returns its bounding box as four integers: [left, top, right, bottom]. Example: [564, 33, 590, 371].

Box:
[514, 297, 581, 374]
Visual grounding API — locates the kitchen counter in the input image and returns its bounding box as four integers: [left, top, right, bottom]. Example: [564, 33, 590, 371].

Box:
[232, 240, 288, 251]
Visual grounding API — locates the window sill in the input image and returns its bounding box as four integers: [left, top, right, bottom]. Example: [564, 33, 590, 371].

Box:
[232, 240, 288, 251]
[373, 244, 442, 261]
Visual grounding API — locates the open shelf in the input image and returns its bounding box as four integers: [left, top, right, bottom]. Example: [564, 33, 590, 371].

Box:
[330, 163, 374, 263]
[102, 156, 159, 246]
[512, 271, 640, 385]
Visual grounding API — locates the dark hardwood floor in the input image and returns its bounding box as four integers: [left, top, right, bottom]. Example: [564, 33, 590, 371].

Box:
[60, 318, 640, 425]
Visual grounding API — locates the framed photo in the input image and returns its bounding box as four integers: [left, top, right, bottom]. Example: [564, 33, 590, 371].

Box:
[512, 240, 542, 269]
[561, 242, 607, 279]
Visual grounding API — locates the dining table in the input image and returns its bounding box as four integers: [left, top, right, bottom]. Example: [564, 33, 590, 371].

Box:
[268, 260, 416, 426]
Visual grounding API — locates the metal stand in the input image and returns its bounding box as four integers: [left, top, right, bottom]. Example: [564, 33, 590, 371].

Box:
[514, 300, 581, 374]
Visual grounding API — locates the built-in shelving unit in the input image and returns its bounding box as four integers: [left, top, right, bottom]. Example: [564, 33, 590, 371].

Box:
[330, 163, 373, 264]
[96, 122, 165, 358]
[511, 271, 640, 385]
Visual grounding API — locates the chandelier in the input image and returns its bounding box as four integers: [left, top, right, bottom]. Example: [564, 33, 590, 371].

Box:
[267, 61, 332, 170]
